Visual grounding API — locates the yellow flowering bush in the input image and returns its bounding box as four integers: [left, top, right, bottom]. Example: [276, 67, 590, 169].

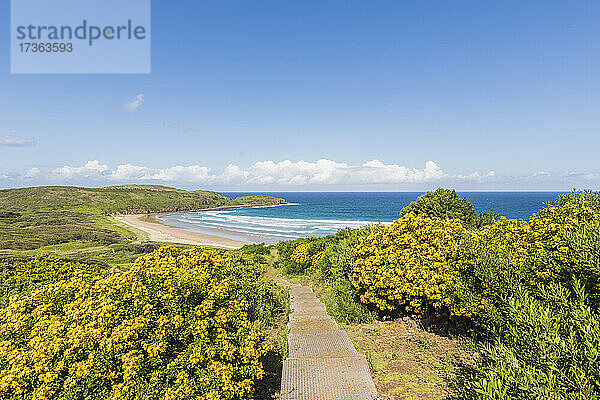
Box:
[350, 197, 600, 322]
[284, 240, 331, 276]
[0, 254, 105, 306]
[289, 243, 310, 266]
[289, 245, 326, 272]
[453, 199, 600, 322]
[350, 213, 474, 316]
[455, 196, 600, 398]
[0, 247, 266, 400]
[525, 202, 600, 282]
[310, 251, 326, 269]
[464, 201, 600, 300]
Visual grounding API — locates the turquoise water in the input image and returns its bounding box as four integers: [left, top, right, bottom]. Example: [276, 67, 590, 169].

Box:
[158, 192, 565, 244]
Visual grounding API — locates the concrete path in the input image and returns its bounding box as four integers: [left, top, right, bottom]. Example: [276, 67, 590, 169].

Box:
[280, 284, 378, 400]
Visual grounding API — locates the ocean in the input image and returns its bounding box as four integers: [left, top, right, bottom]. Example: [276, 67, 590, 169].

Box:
[157, 192, 566, 244]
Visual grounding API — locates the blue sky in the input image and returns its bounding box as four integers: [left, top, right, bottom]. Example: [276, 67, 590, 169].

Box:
[1, 1, 599, 191]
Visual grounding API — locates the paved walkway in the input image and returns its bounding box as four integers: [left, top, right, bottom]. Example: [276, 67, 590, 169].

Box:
[280, 283, 378, 400]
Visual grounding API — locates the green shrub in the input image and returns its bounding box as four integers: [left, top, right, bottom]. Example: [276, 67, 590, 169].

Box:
[239, 243, 270, 256]
[450, 192, 600, 336]
[401, 188, 498, 229]
[274, 238, 311, 274]
[322, 278, 375, 324]
[225, 250, 289, 331]
[457, 282, 600, 399]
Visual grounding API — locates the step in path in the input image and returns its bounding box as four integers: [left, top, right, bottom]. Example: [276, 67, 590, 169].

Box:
[280, 283, 378, 400]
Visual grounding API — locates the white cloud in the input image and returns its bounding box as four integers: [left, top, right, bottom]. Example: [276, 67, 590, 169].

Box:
[561, 171, 585, 178]
[41, 159, 450, 186]
[221, 164, 249, 183]
[112, 164, 153, 180]
[149, 165, 213, 182]
[124, 94, 144, 112]
[247, 159, 349, 185]
[51, 160, 109, 179]
[584, 173, 600, 180]
[0, 136, 35, 147]
[241, 159, 446, 185]
[24, 167, 40, 179]
[355, 160, 446, 184]
[456, 170, 497, 183]
[14, 159, 600, 189]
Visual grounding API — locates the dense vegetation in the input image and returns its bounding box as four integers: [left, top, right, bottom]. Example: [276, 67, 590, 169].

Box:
[0, 247, 287, 400]
[275, 227, 375, 324]
[274, 190, 600, 399]
[2, 185, 599, 398]
[0, 255, 106, 306]
[0, 185, 288, 398]
[0, 185, 283, 250]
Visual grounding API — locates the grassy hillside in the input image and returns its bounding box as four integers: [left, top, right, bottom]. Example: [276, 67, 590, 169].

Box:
[0, 185, 283, 215]
[0, 185, 284, 251]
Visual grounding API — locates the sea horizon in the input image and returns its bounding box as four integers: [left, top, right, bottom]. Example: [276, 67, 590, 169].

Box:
[156, 191, 566, 244]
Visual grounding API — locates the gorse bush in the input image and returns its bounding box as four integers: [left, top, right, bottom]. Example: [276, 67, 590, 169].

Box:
[350, 192, 600, 323]
[273, 191, 502, 323]
[0, 247, 285, 400]
[353, 191, 600, 398]
[274, 238, 311, 275]
[0, 254, 106, 306]
[350, 213, 475, 317]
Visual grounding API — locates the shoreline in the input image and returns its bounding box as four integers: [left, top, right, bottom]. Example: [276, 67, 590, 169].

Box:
[113, 213, 250, 249]
[112, 203, 286, 249]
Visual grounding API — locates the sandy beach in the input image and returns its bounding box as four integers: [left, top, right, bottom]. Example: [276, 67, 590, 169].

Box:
[113, 214, 248, 249]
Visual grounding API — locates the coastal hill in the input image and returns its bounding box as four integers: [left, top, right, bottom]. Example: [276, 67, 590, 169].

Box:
[0, 185, 285, 250]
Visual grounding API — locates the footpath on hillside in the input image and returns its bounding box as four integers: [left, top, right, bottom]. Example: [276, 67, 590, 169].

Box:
[277, 279, 378, 400]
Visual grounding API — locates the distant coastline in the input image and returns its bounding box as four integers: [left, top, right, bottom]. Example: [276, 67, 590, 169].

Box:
[110, 199, 286, 216]
[112, 202, 287, 248]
